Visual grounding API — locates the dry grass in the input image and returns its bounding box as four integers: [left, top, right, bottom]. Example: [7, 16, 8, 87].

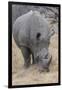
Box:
[12, 31, 58, 85]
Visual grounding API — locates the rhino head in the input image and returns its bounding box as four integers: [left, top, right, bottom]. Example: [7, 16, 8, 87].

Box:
[33, 28, 55, 72]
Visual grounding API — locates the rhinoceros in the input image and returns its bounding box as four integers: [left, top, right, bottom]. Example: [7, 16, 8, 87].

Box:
[13, 10, 55, 72]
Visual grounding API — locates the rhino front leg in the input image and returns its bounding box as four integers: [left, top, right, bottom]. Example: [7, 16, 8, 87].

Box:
[21, 47, 31, 68]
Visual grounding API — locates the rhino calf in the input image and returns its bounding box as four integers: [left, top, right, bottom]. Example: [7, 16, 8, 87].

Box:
[13, 10, 55, 72]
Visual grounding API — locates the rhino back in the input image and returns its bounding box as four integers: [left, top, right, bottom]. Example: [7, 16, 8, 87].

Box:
[13, 10, 33, 47]
[13, 10, 49, 50]
[30, 11, 49, 46]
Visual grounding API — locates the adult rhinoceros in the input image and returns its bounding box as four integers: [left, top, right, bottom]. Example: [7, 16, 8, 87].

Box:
[13, 10, 55, 72]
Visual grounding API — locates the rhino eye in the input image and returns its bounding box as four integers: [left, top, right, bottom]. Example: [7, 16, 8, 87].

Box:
[36, 33, 41, 40]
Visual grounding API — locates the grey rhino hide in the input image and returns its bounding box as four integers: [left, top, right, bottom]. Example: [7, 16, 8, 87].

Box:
[13, 10, 55, 71]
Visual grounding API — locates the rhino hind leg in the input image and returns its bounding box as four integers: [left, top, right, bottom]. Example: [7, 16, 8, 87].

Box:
[21, 47, 31, 68]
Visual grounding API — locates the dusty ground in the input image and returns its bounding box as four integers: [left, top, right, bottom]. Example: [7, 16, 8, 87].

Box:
[12, 23, 58, 85]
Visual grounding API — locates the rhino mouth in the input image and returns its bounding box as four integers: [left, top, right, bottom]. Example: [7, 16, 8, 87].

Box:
[37, 54, 52, 72]
[38, 54, 52, 66]
[34, 48, 52, 72]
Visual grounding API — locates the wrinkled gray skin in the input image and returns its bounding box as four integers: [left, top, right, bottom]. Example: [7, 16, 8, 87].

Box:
[13, 10, 55, 72]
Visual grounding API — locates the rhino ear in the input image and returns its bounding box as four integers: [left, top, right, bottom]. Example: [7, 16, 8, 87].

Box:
[36, 32, 41, 40]
[49, 29, 55, 38]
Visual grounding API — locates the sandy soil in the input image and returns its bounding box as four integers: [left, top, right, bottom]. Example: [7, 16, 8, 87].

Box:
[12, 25, 58, 85]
